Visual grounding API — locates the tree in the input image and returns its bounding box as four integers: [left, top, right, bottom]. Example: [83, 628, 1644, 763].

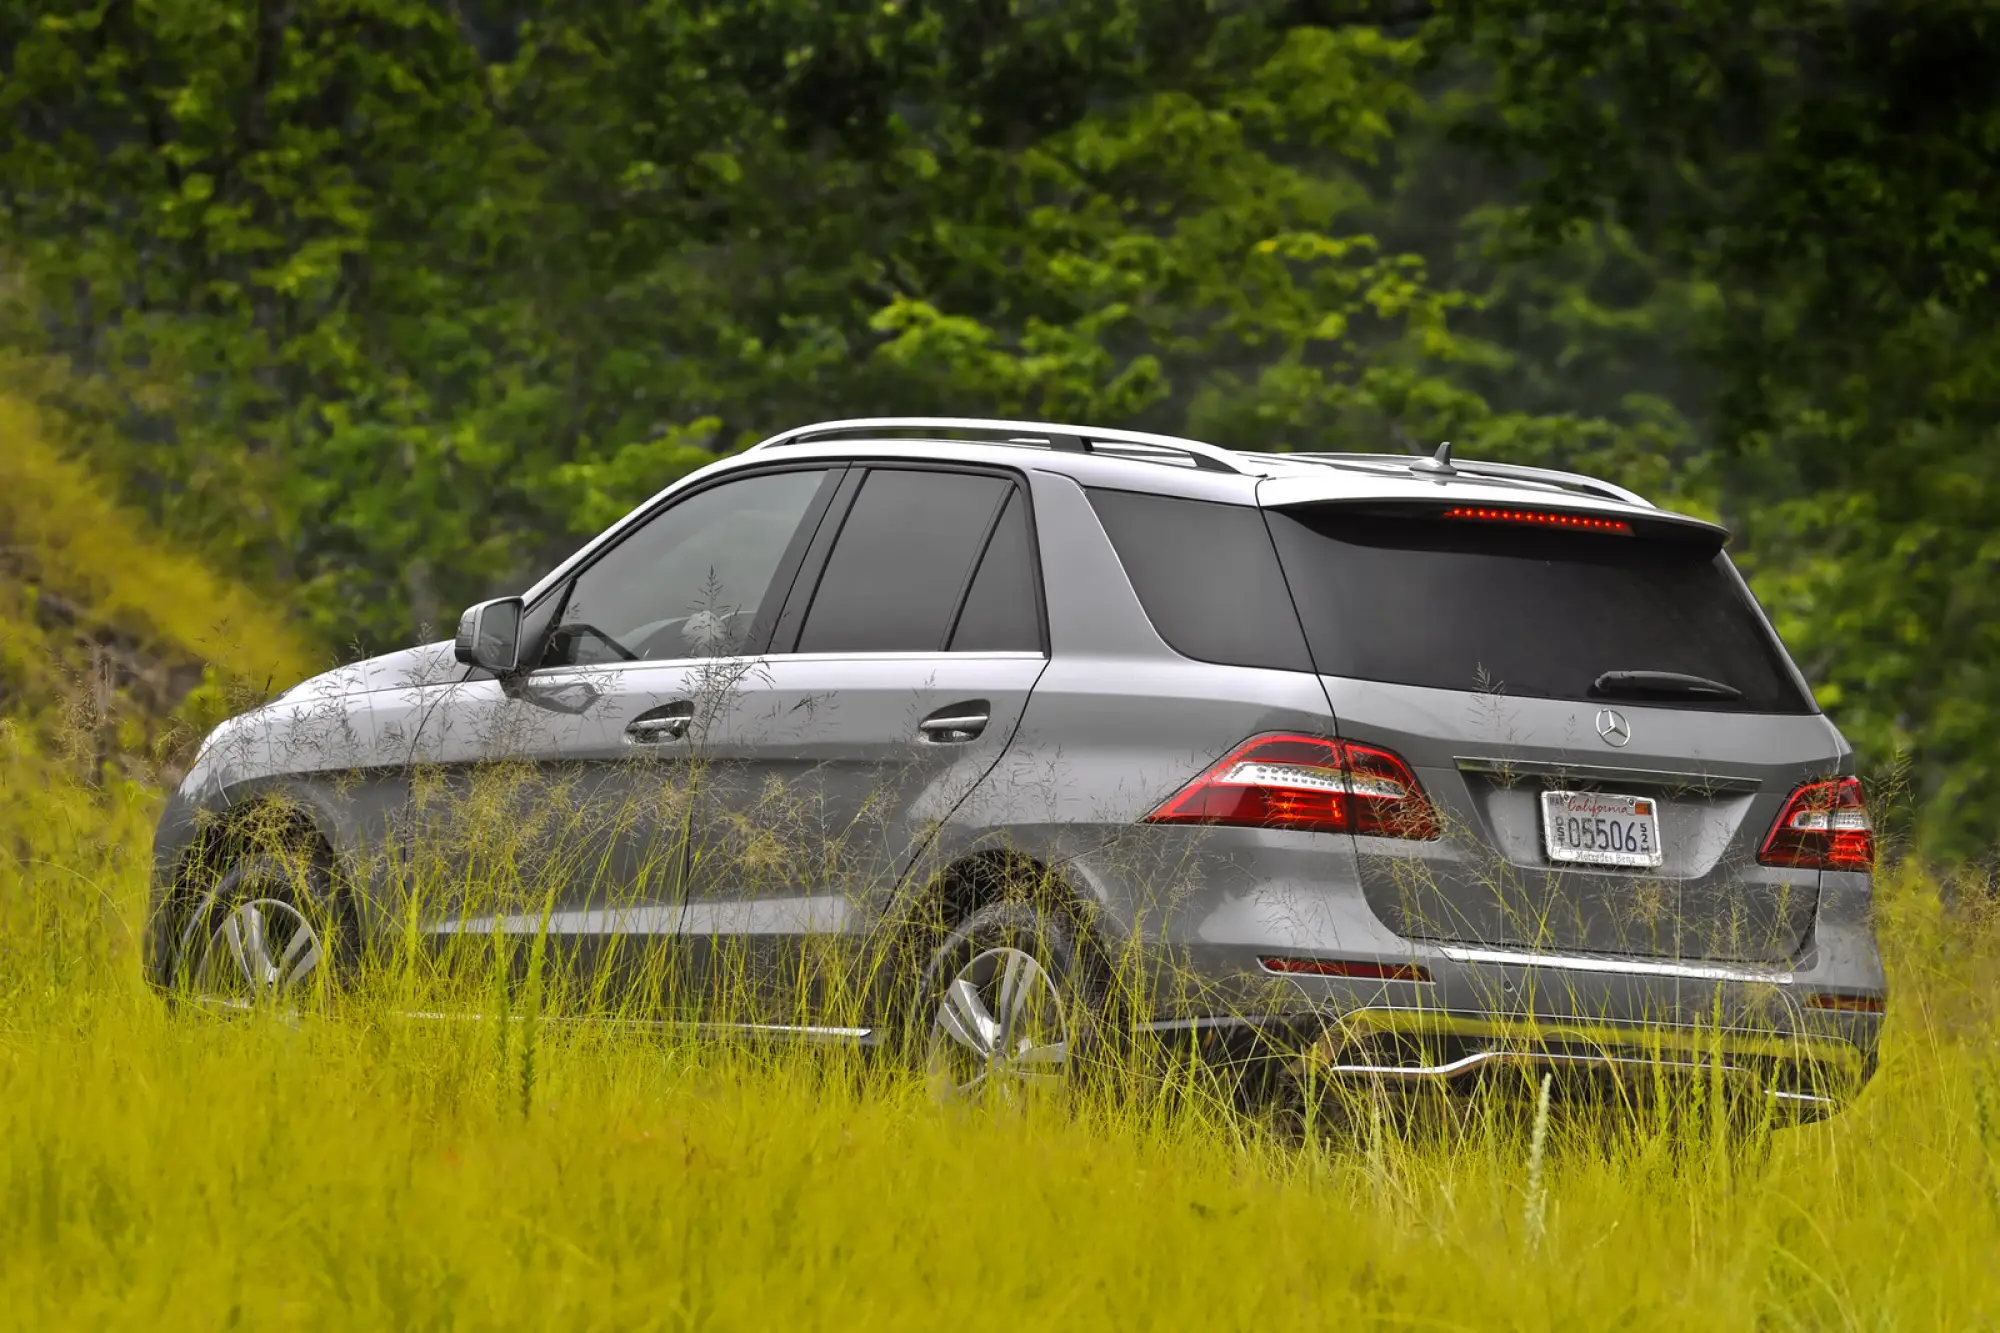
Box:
[1439, 0, 2000, 854]
[1, 1, 1652, 643]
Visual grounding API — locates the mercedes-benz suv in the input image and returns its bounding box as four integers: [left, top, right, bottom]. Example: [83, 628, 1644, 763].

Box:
[145, 417, 1887, 1117]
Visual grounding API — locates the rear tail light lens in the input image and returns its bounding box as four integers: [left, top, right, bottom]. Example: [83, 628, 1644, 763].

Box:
[1143, 734, 1438, 839]
[1759, 776, 1873, 870]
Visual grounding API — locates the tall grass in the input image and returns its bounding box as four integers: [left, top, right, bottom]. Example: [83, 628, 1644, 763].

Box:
[4, 729, 2000, 1330]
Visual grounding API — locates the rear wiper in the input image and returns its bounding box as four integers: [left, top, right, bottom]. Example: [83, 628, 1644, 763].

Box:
[1591, 670, 1744, 702]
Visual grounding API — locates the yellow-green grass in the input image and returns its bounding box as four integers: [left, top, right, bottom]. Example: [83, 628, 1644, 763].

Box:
[0, 378, 318, 693]
[0, 368, 322, 809]
[3, 752, 1997, 1332]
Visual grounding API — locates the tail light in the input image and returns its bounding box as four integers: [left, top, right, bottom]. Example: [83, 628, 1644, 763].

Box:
[1143, 734, 1438, 839]
[1759, 776, 1873, 871]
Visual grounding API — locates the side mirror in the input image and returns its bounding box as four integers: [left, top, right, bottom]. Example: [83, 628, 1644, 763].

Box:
[454, 596, 525, 674]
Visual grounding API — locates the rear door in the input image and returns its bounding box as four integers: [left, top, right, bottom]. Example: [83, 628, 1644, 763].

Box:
[1261, 500, 1843, 964]
[681, 464, 1048, 1021]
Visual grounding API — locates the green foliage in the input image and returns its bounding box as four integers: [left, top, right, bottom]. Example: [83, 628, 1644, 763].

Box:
[1438, 0, 2000, 855]
[0, 0, 1993, 852]
[0, 2, 1655, 636]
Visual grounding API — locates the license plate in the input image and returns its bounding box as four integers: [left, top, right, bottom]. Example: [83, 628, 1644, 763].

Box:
[1541, 790, 1663, 868]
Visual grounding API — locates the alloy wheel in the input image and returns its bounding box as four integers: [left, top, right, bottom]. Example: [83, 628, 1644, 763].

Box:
[926, 945, 1071, 1098]
[189, 898, 325, 1013]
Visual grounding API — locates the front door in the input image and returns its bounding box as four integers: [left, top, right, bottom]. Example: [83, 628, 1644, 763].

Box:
[396, 464, 847, 1012]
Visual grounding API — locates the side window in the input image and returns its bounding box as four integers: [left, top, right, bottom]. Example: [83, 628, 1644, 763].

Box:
[540, 469, 830, 667]
[947, 489, 1042, 652]
[795, 469, 1012, 653]
[1086, 487, 1313, 672]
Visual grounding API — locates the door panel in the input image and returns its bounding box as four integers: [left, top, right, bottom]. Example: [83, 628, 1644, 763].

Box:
[679, 464, 1049, 1022]
[383, 663, 702, 1003]
[385, 464, 844, 1007]
[682, 653, 1046, 1021]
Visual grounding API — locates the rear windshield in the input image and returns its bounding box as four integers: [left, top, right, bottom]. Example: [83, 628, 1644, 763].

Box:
[1263, 508, 1814, 713]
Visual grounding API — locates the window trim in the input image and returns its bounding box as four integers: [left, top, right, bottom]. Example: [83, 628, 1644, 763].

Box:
[771, 462, 1050, 658]
[522, 462, 849, 674]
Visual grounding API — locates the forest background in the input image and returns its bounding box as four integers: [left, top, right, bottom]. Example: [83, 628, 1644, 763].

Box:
[2, 0, 1995, 861]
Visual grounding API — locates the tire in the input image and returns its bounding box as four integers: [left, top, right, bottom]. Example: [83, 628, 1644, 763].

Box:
[169, 851, 347, 1013]
[908, 901, 1106, 1100]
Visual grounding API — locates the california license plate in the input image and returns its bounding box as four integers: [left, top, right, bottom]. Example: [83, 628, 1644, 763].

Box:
[1541, 790, 1663, 868]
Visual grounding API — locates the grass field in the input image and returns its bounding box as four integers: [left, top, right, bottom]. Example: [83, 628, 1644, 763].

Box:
[3, 746, 1998, 1333]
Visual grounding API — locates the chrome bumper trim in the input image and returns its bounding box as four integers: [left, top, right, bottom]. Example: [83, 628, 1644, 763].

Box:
[1317, 1043, 1841, 1109]
[1308, 1006, 1865, 1100]
[1437, 945, 1795, 986]
[1452, 755, 1762, 794]
[398, 1011, 875, 1042]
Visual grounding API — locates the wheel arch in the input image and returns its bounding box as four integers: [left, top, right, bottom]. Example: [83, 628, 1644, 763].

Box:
[150, 780, 353, 984]
[871, 844, 1121, 1029]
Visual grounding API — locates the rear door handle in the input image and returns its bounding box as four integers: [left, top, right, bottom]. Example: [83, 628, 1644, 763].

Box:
[627, 700, 695, 744]
[918, 701, 990, 744]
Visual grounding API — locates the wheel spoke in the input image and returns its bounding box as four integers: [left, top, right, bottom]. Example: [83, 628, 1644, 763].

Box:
[1013, 1039, 1069, 1068]
[277, 923, 322, 988]
[240, 905, 277, 988]
[994, 951, 1030, 1049]
[219, 915, 256, 992]
[938, 978, 999, 1058]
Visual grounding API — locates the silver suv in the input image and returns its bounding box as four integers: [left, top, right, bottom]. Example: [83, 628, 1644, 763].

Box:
[146, 417, 1887, 1117]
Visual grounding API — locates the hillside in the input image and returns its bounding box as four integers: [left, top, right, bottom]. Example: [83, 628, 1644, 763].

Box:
[0, 362, 318, 885]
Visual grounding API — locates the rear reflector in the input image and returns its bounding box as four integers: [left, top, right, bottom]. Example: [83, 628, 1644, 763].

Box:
[1260, 956, 1432, 982]
[1442, 505, 1632, 534]
[1759, 776, 1874, 871]
[1805, 992, 1886, 1014]
[1143, 734, 1438, 839]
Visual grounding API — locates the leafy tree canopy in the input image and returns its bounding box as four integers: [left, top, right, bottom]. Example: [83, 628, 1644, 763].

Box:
[0, 0, 1992, 854]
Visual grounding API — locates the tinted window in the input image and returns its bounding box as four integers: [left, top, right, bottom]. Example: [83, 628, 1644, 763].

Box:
[1264, 508, 1812, 712]
[541, 469, 829, 666]
[797, 469, 1009, 653]
[948, 489, 1042, 652]
[1086, 488, 1312, 672]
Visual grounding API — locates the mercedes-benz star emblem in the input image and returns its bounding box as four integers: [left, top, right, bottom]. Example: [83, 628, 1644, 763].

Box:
[1595, 708, 1632, 748]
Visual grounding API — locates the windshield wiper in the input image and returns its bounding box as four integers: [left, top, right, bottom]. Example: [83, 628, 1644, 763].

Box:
[1591, 669, 1744, 702]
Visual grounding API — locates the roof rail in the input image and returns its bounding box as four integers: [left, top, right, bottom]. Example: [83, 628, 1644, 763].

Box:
[1278, 451, 1655, 509]
[745, 416, 1254, 475]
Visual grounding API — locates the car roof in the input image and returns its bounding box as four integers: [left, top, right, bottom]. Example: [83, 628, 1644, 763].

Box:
[724, 416, 1715, 529]
[527, 416, 1718, 604]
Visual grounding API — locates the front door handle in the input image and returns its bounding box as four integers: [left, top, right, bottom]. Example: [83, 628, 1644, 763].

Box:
[918, 701, 990, 744]
[627, 700, 695, 744]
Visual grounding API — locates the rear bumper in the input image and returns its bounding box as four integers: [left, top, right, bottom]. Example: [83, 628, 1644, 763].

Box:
[1133, 936, 1883, 1120]
[1152, 1007, 1874, 1122]
[1066, 828, 1883, 1117]
[1319, 1005, 1866, 1115]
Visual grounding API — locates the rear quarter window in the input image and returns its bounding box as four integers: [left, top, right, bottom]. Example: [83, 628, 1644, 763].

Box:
[1086, 488, 1313, 673]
